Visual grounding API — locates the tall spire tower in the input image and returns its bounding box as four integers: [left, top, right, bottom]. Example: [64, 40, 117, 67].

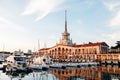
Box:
[65, 10, 67, 33]
[59, 10, 73, 46]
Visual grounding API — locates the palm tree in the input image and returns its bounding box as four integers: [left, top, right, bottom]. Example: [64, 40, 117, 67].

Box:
[115, 41, 120, 48]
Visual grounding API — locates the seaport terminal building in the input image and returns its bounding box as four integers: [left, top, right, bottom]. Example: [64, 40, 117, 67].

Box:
[38, 12, 109, 62]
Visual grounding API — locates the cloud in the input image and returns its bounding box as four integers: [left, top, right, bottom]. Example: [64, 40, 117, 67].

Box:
[107, 32, 120, 40]
[103, 1, 120, 27]
[101, 1, 120, 46]
[109, 11, 120, 27]
[77, 19, 82, 25]
[103, 1, 120, 11]
[102, 31, 120, 46]
[0, 16, 11, 24]
[22, 0, 65, 21]
[0, 16, 25, 32]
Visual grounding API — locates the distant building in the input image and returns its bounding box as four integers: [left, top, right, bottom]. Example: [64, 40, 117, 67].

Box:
[27, 50, 32, 54]
[24, 50, 33, 57]
[39, 11, 109, 61]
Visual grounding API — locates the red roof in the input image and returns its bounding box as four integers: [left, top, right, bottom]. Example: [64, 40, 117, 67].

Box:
[39, 42, 108, 50]
[73, 42, 108, 47]
[39, 48, 50, 50]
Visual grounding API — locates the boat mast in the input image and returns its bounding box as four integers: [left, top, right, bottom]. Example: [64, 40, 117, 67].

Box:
[2, 43, 5, 60]
[44, 42, 47, 54]
[37, 39, 40, 56]
[38, 40, 40, 51]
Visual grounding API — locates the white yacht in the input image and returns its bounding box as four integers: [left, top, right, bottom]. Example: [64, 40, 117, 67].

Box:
[32, 53, 52, 70]
[32, 53, 67, 70]
[29, 64, 42, 71]
[5, 51, 28, 72]
[49, 63, 66, 69]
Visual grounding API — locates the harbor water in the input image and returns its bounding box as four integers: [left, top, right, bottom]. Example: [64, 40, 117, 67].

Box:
[0, 65, 120, 80]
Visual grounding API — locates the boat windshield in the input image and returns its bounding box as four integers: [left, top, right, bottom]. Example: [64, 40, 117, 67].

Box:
[14, 57, 25, 61]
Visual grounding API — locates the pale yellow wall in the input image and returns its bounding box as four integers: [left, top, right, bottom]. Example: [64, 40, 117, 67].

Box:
[39, 43, 108, 60]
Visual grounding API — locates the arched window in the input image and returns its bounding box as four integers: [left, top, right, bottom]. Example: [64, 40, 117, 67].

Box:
[78, 49, 81, 54]
[66, 48, 68, 53]
[58, 47, 61, 55]
[62, 48, 64, 54]
[82, 49, 84, 54]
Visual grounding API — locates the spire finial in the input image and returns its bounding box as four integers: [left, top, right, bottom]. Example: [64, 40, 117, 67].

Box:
[65, 10, 67, 33]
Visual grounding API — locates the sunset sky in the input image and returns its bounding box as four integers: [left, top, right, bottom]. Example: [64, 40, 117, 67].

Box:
[0, 0, 120, 52]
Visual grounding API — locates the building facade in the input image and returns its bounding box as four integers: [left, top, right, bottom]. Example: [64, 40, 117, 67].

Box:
[39, 12, 109, 62]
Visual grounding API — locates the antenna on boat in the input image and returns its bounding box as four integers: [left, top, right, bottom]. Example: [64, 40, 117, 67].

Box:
[38, 39, 40, 50]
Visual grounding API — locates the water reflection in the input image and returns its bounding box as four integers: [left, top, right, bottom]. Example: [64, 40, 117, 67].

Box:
[50, 67, 99, 80]
[30, 71, 57, 80]
[50, 66, 120, 80]
[1, 71, 57, 80]
[1, 66, 120, 80]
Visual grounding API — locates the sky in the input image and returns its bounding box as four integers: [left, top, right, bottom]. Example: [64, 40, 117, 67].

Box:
[0, 0, 120, 52]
